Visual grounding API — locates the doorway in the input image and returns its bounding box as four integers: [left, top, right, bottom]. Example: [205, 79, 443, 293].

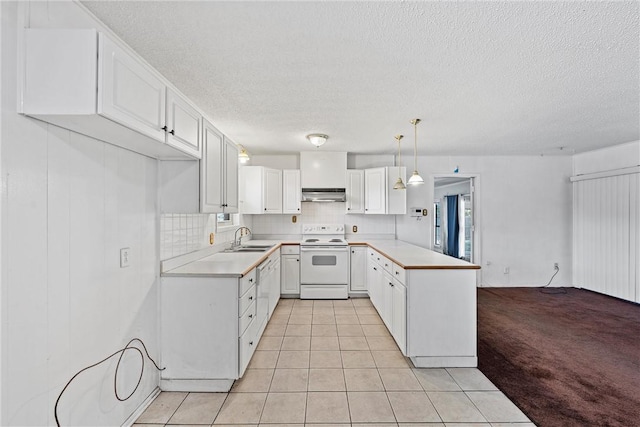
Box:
[433, 176, 475, 263]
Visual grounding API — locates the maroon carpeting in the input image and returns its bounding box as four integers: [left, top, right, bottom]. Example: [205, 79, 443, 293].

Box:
[477, 287, 640, 427]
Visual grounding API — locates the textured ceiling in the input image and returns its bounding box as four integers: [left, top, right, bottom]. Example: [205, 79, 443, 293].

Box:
[81, 1, 639, 156]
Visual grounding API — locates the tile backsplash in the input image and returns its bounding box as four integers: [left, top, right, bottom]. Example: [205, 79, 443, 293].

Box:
[251, 202, 395, 236]
[160, 213, 216, 260]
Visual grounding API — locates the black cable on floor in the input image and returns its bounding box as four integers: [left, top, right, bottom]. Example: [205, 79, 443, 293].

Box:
[540, 266, 566, 294]
[54, 338, 165, 427]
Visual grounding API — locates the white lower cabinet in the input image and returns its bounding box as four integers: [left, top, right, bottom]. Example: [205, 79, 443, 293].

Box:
[367, 248, 407, 354]
[350, 246, 367, 292]
[281, 246, 301, 295]
[161, 267, 268, 391]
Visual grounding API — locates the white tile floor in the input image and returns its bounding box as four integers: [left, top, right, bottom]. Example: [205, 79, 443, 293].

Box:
[135, 298, 535, 426]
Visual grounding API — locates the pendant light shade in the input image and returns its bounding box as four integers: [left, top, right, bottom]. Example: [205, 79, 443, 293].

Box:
[407, 118, 424, 185]
[393, 134, 406, 190]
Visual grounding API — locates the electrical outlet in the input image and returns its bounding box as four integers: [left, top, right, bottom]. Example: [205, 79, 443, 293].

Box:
[120, 248, 130, 268]
[554, 262, 559, 270]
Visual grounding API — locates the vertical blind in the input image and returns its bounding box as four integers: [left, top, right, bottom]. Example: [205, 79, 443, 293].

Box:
[572, 170, 639, 303]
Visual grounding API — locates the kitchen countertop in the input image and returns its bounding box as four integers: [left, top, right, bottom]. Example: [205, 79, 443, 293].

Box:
[358, 240, 480, 270]
[162, 238, 478, 278]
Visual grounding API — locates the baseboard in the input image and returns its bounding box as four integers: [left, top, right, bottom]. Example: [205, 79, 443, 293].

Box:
[121, 387, 161, 427]
[410, 356, 477, 368]
[160, 378, 235, 392]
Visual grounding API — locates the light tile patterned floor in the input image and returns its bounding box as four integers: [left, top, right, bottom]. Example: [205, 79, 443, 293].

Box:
[135, 298, 535, 426]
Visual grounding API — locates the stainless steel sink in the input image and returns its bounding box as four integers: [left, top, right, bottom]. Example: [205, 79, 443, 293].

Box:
[223, 245, 273, 253]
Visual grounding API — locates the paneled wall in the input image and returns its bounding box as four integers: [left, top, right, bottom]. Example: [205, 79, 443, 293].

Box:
[573, 173, 639, 302]
[2, 2, 160, 425]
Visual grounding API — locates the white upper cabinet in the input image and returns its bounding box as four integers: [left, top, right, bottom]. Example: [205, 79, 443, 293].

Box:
[200, 120, 238, 213]
[166, 88, 202, 158]
[98, 33, 167, 143]
[21, 29, 201, 160]
[346, 170, 365, 214]
[240, 166, 283, 214]
[365, 168, 387, 214]
[364, 167, 407, 215]
[283, 170, 302, 214]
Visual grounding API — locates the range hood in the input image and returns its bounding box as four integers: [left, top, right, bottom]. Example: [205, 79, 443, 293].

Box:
[301, 188, 346, 202]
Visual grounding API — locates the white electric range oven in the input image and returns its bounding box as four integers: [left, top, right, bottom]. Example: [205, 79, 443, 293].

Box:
[299, 224, 349, 299]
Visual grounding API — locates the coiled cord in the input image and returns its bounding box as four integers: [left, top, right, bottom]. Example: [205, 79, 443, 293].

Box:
[54, 338, 165, 427]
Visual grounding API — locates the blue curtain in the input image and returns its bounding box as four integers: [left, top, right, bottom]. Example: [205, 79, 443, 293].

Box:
[445, 195, 459, 257]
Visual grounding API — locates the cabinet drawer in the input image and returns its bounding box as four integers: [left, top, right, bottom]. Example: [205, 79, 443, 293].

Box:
[280, 245, 300, 255]
[379, 255, 393, 274]
[239, 285, 256, 316]
[392, 263, 406, 284]
[239, 300, 256, 337]
[239, 269, 256, 296]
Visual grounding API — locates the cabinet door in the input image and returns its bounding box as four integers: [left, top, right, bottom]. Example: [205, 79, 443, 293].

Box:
[200, 120, 224, 213]
[98, 33, 166, 143]
[350, 246, 367, 292]
[368, 258, 382, 308]
[381, 272, 394, 330]
[224, 138, 239, 213]
[281, 255, 300, 294]
[269, 259, 281, 315]
[346, 170, 365, 214]
[166, 88, 202, 158]
[264, 169, 283, 213]
[283, 170, 302, 214]
[365, 168, 386, 214]
[391, 279, 407, 354]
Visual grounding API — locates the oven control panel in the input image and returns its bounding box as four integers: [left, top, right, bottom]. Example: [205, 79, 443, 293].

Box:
[303, 224, 345, 234]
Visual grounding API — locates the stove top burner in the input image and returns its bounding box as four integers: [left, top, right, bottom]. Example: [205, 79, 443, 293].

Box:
[329, 239, 344, 243]
[305, 238, 319, 243]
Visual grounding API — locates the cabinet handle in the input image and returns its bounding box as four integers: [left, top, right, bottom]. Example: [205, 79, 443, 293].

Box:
[389, 282, 394, 287]
[373, 267, 377, 271]
[249, 296, 253, 300]
[296, 259, 299, 262]
[161, 125, 168, 131]
[297, 208, 300, 211]
[249, 341, 254, 346]
[169, 129, 175, 135]
[385, 263, 389, 267]
[395, 271, 399, 275]
[264, 208, 267, 211]
[249, 278, 253, 283]
[365, 208, 368, 211]
[249, 314, 253, 318]
[347, 208, 351, 210]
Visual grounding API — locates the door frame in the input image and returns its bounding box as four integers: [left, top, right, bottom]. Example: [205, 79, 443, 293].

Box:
[432, 174, 482, 285]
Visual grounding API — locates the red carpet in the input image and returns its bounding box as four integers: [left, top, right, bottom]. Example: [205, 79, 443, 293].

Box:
[477, 287, 640, 427]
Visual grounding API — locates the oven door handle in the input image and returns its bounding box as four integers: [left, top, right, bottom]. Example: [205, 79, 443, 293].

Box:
[300, 246, 349, 252]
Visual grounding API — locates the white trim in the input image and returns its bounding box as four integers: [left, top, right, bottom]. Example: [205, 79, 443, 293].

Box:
[410, 356, 478, 368]
[121, 387, 161, 427]
[570, 166, 639, 182]
[160, 378, 234, 392]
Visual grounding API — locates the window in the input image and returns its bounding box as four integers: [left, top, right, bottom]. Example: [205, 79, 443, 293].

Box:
[217, 213, 239, 230]
[434, 200, 441, 247]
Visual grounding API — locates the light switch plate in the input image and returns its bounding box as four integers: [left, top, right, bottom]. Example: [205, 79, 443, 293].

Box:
[120, 247, 130, 268]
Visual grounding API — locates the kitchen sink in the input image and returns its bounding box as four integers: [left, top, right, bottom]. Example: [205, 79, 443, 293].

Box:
[223, 245, 273, 253]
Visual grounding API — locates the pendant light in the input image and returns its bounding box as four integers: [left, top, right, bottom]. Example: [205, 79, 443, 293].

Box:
[407, 118, 424, 185]
[393, 134, 406, 190]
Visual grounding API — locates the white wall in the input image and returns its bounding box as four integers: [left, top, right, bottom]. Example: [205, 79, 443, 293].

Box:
[397, 155, 574, 287]
[2, 2, 159, 425]
[573, 140, 639, 175]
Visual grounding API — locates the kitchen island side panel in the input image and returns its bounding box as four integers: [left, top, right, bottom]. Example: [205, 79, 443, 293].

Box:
[406, 269, 477, 367]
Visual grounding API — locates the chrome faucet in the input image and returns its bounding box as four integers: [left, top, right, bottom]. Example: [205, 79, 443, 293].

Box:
[233, 226, 252, 249]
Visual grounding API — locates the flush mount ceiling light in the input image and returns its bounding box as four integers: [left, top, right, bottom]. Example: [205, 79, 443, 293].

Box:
[306, 133, 328, 148]
[238, 146, 250, 163]
[393, 134, 406, 190]
[407, 118, 424, 185]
